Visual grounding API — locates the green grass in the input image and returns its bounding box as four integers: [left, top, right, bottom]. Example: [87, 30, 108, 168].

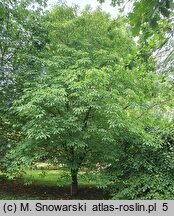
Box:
[0, 169, 102, 200]
[22, 169, 96, 186]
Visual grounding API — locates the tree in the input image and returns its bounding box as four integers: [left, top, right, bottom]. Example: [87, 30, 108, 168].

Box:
[98, 0, 174, 67]
[0, 0, 48, 167]
[93, 0, 174, 200]
[8, 5, 154, 196]
[3, 3, 173, 199]
[98, 0, 173, 27]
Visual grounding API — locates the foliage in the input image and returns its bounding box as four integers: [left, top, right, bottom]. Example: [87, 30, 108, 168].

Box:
[0, 0, 48, 167]
[0, 1, 173, 198]
[111, 173, 174, 199]
[128, 0, 172, 35]
[98, 120, 174, 199]
[4, 5, 154, 193]
[98, 0, 173, 32]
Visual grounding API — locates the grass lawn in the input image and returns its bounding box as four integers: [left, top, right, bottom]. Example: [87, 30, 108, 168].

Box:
[22, 169, 96, 186]
[0, 169, 107, 200]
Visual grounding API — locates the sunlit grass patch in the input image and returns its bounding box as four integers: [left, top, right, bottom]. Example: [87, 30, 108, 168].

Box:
[22, 169, 97, 187]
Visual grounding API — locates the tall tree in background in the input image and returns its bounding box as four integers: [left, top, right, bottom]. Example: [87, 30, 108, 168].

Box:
[98, 0, 174, 70]
[97, 0, 174, 199]
[0, 0, 47, 168]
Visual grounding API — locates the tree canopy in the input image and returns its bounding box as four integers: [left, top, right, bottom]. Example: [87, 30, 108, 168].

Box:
[0, 0, 174, 198]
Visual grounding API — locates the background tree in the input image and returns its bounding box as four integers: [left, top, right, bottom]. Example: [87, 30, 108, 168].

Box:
[0, 0, 48, 169]
[96, 0, 174, 199]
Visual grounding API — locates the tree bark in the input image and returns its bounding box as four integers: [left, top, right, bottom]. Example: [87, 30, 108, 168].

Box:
[70, 168, 78, 196]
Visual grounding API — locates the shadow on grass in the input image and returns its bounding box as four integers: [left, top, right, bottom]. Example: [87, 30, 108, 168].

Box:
[0, 176, 108, 200]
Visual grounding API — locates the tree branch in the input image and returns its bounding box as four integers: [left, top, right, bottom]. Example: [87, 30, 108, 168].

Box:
[83, 106, 92, 129]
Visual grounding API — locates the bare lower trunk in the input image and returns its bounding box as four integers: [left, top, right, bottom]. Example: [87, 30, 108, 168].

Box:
[70, 168, 78, 196]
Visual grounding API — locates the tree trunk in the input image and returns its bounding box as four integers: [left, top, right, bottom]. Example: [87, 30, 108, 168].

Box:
[70, 168, 78, 196]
